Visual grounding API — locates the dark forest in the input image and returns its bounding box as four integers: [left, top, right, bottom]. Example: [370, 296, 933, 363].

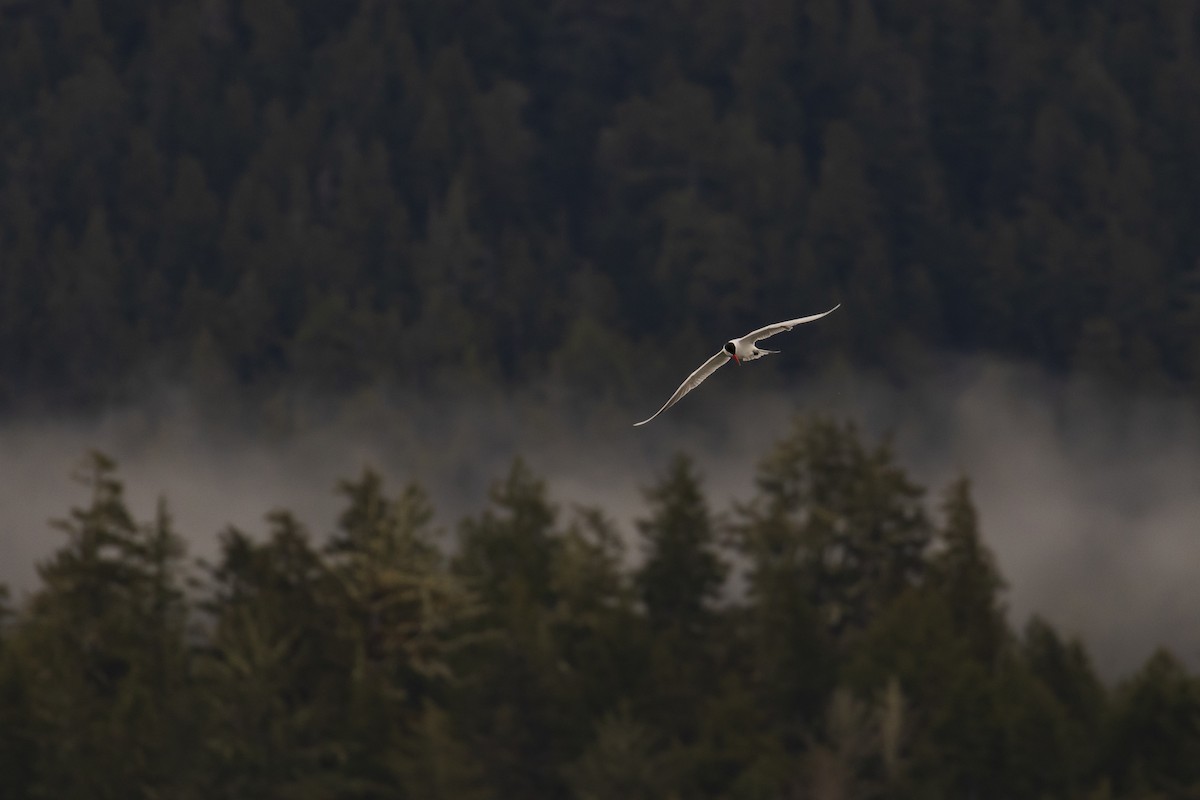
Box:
[3, 0, 1200, 797]
[2, 0, 1200, 410]
[6, 426, 1200, 799]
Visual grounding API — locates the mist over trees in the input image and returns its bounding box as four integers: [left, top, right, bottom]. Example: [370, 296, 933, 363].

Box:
[3, 0, 1200, 795]
[3, 419, 1199, 799]
[2, 0, 1200, 411]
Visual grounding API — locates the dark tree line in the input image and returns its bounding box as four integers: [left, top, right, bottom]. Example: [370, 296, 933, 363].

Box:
[2, 0, 1200, 411]
[2, 417, 1199, 798]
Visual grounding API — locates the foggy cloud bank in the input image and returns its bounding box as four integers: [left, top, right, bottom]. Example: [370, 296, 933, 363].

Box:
[1, 356, 1198, 679]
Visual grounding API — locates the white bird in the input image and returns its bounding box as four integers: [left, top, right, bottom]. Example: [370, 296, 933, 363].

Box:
[633, 304, 840, 427]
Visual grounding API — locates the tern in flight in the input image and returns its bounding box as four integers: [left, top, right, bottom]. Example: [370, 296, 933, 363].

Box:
[633, 304, 840, 427]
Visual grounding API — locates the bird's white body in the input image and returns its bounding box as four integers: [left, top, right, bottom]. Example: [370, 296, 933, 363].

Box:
[633, 304, 840, 426]
[727, 335, 774, 363]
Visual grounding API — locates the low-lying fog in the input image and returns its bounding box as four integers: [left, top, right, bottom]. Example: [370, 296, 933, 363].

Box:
[2, 356, 1198, 679]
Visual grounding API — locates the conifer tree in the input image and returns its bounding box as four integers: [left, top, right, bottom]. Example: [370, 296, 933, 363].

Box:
[738, 416, 931, 638]
[929, 477, 1007, 665]
[20, 452, 192, 799]
[635, 454, 725, 633]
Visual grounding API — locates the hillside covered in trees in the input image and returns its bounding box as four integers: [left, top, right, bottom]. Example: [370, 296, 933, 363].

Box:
[2, 0, 1200, 411]
[4, 1, 1200, 795]
[3, 417, 1199, 799]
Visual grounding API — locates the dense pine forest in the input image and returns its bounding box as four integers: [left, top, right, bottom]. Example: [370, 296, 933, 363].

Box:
[4, 0, 1200, 796]
[3, 420, 1199, 799]
[2, 0, 1200, 410]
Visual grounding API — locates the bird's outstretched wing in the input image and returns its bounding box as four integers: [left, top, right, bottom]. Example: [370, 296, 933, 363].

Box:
[743, 303, 841, 344]
[633, 351, 731, 426]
